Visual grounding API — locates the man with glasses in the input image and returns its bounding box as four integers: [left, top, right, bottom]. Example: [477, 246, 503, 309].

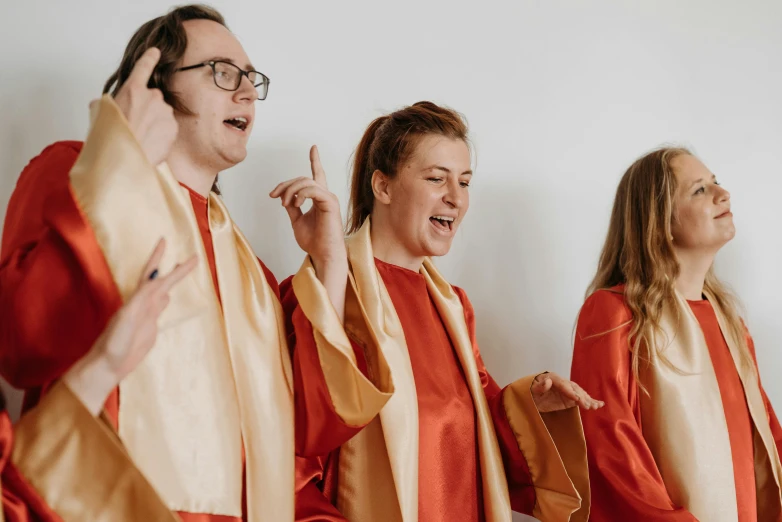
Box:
[0, 4, 387, 521]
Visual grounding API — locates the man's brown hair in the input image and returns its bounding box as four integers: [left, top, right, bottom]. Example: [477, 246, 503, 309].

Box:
[104, 5, 227, 192]
[103, 4, 226, 116]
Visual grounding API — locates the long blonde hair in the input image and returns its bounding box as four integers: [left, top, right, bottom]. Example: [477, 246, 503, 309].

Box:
[588, 147, 752, 382]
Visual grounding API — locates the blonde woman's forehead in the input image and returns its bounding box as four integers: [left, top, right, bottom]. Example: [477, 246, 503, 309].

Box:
[671, 154, 713, 184]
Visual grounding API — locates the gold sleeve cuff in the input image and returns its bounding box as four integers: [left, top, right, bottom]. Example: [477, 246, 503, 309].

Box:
[292, 257, 393, 426]
[503, 374, 590, 521]
[11, 381, 178, 522]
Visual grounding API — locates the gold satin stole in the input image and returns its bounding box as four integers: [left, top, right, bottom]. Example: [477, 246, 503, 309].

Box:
[336, 219, 587, 522]
[69, 96, 296, 521]
[11, 382, 178, 522]
[639, 290, 782, 521]
[68, 96, 387, 521]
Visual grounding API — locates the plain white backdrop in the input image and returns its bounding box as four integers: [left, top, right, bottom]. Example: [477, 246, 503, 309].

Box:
[2, 1, 781, 520]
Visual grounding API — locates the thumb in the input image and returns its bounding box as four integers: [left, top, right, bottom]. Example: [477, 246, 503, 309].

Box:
[285, 204, 303, 224]
[531, 376, 553, 395]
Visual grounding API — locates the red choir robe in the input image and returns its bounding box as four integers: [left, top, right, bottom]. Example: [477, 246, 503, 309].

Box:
[287, 255, 589, 521]
[0, 140, 246, 521]
[0, 382, 177, 521]
[169, 181, 387, 520]
[571, 286, 782, 521]
[0, 134, 382, 520]
[0, 398, 62, 522]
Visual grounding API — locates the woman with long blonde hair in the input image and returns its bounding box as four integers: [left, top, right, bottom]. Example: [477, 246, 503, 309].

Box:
[571, 147, 782, 521]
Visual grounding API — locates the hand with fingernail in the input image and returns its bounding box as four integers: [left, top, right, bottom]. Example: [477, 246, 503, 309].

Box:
[270, 145, 349, 321]
[530, 372, 605, 413]
[63, 238, 197, 415]
[90, 47, 178, 167]
[270, 146, 346, 265]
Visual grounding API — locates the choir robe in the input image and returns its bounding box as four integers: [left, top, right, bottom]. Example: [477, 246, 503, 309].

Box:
[0, 139, 243, 522]
[0, 382, 176, 522]
[0, 96, 387, 521]
[170, 181, 392, 521]
[571, 285, 782, 521]
[288, 219, 589, 522]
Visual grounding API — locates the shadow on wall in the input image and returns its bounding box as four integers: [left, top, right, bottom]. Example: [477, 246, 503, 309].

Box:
[0, 79, 89, 215]
[0, 78, 90, 422]
[713, 231, 752, 309]
[221, 136, 342, 281]
[439, 179, 591, 387]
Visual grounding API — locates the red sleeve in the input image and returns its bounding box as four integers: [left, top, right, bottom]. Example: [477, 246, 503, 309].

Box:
[280, 276, 371, 457]
[746, 333, 782, 458]
[2, 463, 64, 522]
[0, 411, 63, 522]
[295, 454, 346, 521]
[570, 289, 698, 521]
[454, 286, 536, 515]
[0, 143, 121, 411]
[761, 390, 782, 460]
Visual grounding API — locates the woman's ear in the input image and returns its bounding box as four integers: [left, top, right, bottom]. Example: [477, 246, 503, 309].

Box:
[371, 169, 392, 205]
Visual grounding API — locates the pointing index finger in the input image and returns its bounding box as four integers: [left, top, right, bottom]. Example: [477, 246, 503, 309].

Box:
[127, 47, 161, 88]
[309, 145, 328, 188]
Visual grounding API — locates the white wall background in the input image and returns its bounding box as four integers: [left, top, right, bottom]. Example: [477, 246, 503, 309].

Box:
[2, 1, 781, 519]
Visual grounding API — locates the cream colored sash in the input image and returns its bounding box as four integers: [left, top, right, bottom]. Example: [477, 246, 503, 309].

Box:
[291, 259, 394, 426]
[69, 96, 294, 521]
[12, 382, 179, 522]
[639, 290, 782, 521]
[339, 219, 512, 522]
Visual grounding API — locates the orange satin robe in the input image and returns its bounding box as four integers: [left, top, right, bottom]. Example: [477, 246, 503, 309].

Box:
[689, 298, 756, 522]
[287, 258, 537, 521]
[571, 287, 782, 521]
[0, 406, 62, 522]
[0, 141, 320, 522]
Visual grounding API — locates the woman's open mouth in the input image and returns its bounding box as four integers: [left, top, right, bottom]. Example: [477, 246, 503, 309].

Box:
[430, 215, 454, 232]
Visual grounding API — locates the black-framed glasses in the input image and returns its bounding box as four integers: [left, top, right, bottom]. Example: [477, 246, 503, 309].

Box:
[176, 60, 270, 100]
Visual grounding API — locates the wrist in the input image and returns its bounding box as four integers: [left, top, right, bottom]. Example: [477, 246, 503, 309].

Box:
[311, 253, 348, 275]
[63, 352, 119, 417]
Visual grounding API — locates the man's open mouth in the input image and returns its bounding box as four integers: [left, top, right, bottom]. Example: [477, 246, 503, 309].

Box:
[224, 117, 248, 131]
